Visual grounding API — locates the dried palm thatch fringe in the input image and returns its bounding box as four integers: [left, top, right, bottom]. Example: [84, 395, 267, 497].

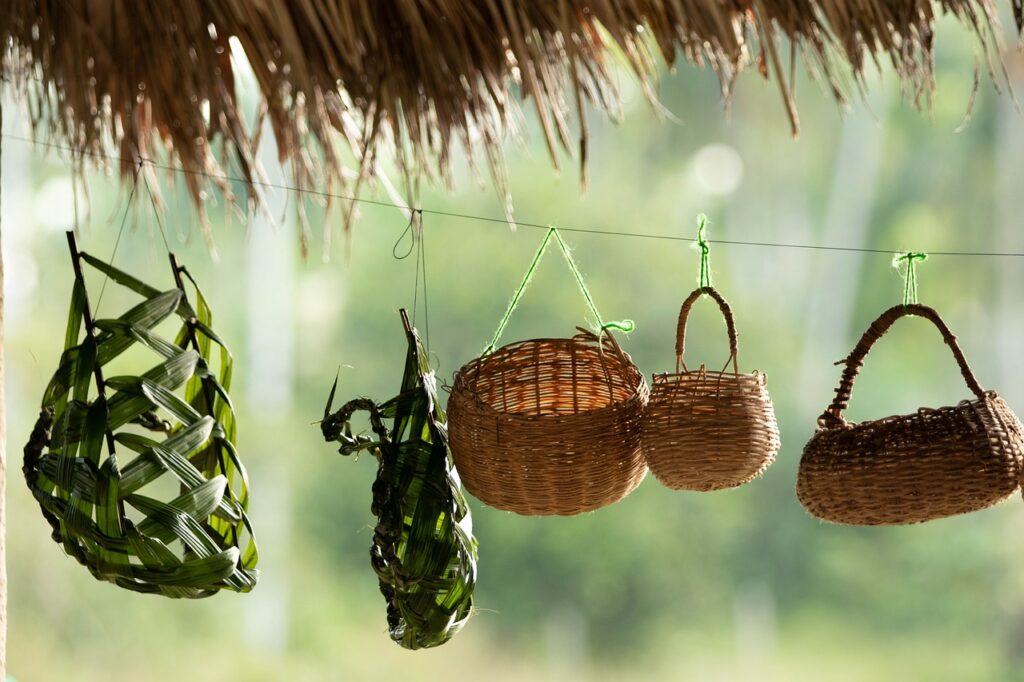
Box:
[3, 1, 1021, 248]
[797, 304, 1024, 526]
[449, 329, 649, 516]
[321, 310, 477, 650]
[23, 232, 258, 597]
[642, 287, 780, 492]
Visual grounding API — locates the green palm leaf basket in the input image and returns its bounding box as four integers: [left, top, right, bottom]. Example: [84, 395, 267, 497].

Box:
[321, 309, 477, 650]
[22, 233, 258, 598]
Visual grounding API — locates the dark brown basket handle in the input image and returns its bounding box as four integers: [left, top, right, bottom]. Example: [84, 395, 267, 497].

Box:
[819, 304, 988, 428]
[675, 286, 739, 374]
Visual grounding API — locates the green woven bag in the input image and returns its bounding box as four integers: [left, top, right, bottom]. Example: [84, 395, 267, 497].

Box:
[23, 235, 258, 598]
[321, 310, 477, 649]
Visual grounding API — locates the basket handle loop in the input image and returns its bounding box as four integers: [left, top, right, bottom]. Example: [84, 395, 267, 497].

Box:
[483, 227, 633, 355]
[675, 286, 739, 375]
[819, 304, 987, 428]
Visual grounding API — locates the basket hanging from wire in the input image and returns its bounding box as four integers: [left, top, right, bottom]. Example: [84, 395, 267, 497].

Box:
[22, 233, 258, 597]
[641, 286, 780, 491]
[797, 304, 1024, 526]
[321, 310, 477, 650]
[448, 228, 648, 516]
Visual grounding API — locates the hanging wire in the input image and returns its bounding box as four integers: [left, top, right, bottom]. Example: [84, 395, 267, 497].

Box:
[418, 212, 430, 353]
[392, 210, 417, 260]
[93, 159, 143, 313]
[5, 133, 1024, 259]
[394, 209, 431, 352]
[140, 168, 173, 257]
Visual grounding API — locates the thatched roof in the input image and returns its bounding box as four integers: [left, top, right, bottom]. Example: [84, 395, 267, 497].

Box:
[2, 1, 1020, 246]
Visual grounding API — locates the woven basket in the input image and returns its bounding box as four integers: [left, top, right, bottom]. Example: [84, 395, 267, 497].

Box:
[23, 239, 258, 597]
[321, 310, 476, 649]
[641, 287, 779, 491]
[797, 304, 1024, 526]
[448, 329, 649, 516]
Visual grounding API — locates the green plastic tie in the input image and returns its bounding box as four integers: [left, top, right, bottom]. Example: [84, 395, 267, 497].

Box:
[893, 251, 928, 307]
[484, 227, 633, 354]
[695, 214, 711, 289]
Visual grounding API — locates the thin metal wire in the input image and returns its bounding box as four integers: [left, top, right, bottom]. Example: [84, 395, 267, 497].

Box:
[419, 213, 430, 353]
[4, 132, 1024, 258]
[412, 212, 422, 327]
[93, 161, 142, 314]
[140, 169, 173, 256]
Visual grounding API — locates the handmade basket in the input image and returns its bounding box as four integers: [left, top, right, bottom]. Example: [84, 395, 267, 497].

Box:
[23, 237, 258, 597]
[321, 311, 476, 649]
[448, 329, 649, 516]
[797, 304, 1024, 525]
[641, 287, 779, 491]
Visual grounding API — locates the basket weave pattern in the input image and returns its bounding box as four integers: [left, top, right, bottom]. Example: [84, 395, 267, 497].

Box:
[23, 247, 257, 597]
[641, 287, 779, 491]
[797, 304, 1024, 525]
[448, 330, 648, 516]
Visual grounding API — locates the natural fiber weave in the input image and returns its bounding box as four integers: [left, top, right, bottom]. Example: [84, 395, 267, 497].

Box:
[321, 310, 477, 650]
[5, 1, 1019, 242]
[23, 236, 258, 597]
[642, 287, 780, 491]
[448, 329, 648, 516]
[797, 304, 1024, 526]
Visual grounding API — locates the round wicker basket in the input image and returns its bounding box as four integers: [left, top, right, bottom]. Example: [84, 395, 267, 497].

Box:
[448, 329, 649, 516]
[641, 287, 780, 491]
[797, 304, 1024, 526]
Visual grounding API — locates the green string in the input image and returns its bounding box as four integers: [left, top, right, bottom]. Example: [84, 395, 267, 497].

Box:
[484, 227, 634, 354]
[893, 251, 928, 306]
[695, 214, 711, 288]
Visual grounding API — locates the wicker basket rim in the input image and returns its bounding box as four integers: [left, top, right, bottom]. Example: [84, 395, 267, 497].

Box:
[452, 333, 640, 381]
[652, 368, 766, 381]
[451, 337, 647, 421]
[812, 390, 1004, 433]
[469, 334, 625, 354]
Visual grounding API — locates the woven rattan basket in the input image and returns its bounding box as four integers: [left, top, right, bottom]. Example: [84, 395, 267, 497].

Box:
[797, 304, 1024, 526]
[641, 287, 779, 491]
[448, 329, 649, 516]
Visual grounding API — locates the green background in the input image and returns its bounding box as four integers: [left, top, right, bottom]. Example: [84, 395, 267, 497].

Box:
[4, 14, 1024, 681]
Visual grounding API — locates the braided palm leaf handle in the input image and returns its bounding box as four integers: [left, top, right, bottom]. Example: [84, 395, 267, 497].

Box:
[819, 304, 987, 428]
[675, 286, 739, 374]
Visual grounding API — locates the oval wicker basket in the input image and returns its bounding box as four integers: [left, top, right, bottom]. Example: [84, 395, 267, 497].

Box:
[797, 304, 1024, 526]
[641, 287, 780, 491]
[448, 329, 649, 516]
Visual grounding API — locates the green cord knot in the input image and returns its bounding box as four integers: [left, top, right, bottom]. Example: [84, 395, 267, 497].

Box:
[893, 251, 928, 306]
[694, 214, 711, 288]
[602, 320, 635, 334]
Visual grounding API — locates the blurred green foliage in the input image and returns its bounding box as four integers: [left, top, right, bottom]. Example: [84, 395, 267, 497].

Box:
[5, 16, 1024, 681]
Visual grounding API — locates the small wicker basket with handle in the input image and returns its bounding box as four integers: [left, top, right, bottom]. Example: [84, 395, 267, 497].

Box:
[641, 286, 780, 491]
[797, 304, 1024, 525]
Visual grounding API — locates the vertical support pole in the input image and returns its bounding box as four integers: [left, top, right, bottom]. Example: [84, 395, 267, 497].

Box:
[0, 87, 8, 681]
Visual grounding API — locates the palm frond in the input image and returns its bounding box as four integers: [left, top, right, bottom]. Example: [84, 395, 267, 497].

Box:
[23, 239, 258, 598]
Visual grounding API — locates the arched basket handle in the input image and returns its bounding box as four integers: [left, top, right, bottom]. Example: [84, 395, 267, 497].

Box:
[819, 304, 988, 428]
[675, 286, 739, 374]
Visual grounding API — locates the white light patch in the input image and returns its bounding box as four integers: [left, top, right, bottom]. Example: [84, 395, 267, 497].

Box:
[33, 176, 77, 231]
[691, 143, 744, 196]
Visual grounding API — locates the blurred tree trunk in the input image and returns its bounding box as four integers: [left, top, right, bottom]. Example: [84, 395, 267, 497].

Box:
[795, 88, 890, 414]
